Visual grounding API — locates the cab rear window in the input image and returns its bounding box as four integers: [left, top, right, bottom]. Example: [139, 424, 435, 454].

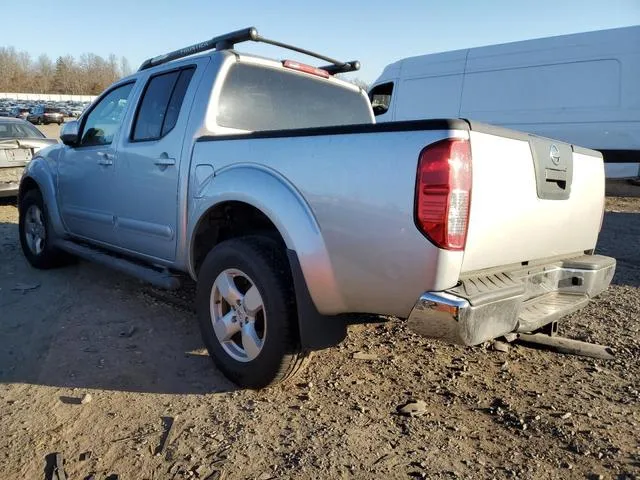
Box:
[217, 63, 372, 131]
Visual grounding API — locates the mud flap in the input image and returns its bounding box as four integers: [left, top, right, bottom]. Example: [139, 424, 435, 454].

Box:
[286, 249, 347, 350]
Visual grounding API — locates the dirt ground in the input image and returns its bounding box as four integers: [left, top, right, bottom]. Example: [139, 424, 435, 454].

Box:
[0, 130, 639, 479]
[37, 123, 63, 140]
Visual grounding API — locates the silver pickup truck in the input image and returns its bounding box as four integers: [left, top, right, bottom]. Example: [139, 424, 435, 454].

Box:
[18, 28, 615, 389]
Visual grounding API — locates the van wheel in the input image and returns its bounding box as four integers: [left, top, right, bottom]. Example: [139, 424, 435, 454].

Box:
[19, 189, 70, 269]
[196, 236, 310, 389]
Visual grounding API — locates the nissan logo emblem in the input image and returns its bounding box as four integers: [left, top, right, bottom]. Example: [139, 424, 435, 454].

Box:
[550, 144, 561, 165]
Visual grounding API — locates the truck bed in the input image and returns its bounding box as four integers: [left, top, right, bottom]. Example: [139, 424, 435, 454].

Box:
[190, 119, 606, 319]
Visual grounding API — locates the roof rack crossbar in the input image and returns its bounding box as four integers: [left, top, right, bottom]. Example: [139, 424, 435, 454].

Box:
[138, 26, 360, 74]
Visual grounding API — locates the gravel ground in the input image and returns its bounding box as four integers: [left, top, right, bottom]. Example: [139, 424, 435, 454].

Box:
[0, 196, 638, 480]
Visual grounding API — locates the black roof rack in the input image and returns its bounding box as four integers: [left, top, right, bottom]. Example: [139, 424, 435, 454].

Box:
[138, 26, 360, 75]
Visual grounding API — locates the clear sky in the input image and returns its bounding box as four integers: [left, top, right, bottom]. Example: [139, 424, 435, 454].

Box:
[3, 0, 639, 82]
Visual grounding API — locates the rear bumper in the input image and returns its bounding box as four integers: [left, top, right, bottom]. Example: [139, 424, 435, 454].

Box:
[0, 182, 19, 197]
[407, 254, 616, 345]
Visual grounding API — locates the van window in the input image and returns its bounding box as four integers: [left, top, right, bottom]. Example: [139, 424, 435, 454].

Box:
[369, 82, 394, 116]
[217, 63, 372, 131]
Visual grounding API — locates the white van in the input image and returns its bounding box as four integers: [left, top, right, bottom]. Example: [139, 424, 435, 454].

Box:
[369, 26, 640, 178]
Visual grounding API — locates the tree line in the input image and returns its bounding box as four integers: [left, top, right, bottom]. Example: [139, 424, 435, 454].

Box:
[0, 46, 370, 96]
[0, 47, 133, 95]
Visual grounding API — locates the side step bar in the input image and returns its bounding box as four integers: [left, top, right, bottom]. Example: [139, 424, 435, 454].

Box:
[56, 240, 182, 290]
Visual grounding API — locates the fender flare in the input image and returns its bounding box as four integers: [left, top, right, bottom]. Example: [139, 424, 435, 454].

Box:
[188, 163, 347, 316]
[19, 156, 66, 237]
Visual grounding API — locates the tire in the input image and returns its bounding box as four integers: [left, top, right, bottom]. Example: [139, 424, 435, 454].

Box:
[19, 189, 69, 269]
[196, 236, 310, 389]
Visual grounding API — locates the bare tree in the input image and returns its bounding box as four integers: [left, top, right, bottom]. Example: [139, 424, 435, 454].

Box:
[336, 75, 370, 91]
[0, 46, 132, 94]
[32, 54, 54, 93]
[120, 56, 133, 77]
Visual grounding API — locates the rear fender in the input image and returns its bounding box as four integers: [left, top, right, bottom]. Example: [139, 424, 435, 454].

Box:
[188, 163, 347, 315]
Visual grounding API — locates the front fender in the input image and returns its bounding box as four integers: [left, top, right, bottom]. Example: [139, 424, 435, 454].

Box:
[20, 152, 65, 237]
[188, 163, 347, 314]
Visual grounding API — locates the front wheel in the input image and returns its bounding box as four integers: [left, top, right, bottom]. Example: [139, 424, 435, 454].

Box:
[196, 236, 309, 389]
[19, 189, 70, 269]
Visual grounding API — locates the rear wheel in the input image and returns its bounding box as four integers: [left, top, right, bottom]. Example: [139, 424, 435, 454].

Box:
[19, 189, 70, 269]
[196, 236, 309, 389]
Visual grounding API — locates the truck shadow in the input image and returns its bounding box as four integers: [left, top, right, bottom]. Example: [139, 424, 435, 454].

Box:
[0, 209, 637, 394]
[0, 220, 237, 395]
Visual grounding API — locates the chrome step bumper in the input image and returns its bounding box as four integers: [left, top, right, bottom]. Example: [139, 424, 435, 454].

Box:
[407, 255, 616, 345]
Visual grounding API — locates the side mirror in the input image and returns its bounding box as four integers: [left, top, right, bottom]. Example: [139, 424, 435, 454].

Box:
[60, 121, 80, 146]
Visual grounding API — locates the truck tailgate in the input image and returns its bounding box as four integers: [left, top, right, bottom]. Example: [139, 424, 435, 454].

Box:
[461, 127, 604, 273]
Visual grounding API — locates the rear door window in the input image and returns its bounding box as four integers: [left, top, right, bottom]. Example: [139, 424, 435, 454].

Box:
[217, 63, 372, 131]
[132, 67, 195, 142]
[162, 68, 195, 136]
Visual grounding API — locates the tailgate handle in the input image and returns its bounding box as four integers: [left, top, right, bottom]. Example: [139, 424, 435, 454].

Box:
[545, 168, 567, 190]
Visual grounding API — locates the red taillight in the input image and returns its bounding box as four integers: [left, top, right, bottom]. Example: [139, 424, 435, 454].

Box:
[415, 138, 472, 250]
[282, 60, 330, 78]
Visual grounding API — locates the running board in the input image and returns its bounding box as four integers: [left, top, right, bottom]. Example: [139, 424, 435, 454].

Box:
[55, 240, 182, 290]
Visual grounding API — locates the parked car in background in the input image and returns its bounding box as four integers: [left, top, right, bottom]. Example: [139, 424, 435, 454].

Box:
[27, 106, 65, 125]
[0, 99, 92, 119]
[18, 27, 615, 390]
[0, 118, 57, 197]
[69, 107, 85, 117]
[10, 107, 31, 120]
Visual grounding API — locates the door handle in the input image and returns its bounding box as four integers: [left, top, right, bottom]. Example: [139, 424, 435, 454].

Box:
[97, 152, 114, 166]
[154, 157, 176, 167]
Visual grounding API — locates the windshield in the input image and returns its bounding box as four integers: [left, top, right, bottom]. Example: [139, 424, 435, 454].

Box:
[0, 120, 46, 139]
[217, 63, 373, 131]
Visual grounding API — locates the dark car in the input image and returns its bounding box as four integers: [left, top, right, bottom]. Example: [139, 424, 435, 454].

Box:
[27, 105, 65, 125]
[0, 118, 58, 197]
